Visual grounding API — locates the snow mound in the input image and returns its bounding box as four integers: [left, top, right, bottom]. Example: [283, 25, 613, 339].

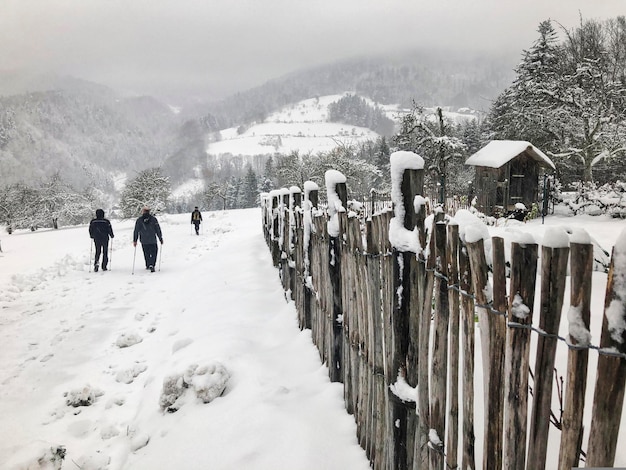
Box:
[64, 384, 104, 407]
[159, 362, 230, 413]
[115, 332, 143, 348]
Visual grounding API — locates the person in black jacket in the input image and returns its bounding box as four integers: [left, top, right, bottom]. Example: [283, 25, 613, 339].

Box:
[133, 207, 163, 272]
[89, 209, 114, 272]
[191, 206, 202, 235]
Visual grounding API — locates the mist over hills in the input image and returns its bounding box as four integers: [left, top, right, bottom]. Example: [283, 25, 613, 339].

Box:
[0, 50, 516, 197]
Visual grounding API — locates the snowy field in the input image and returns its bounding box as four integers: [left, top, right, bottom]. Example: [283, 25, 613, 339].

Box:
[1, 208, 626, 469]
[0, 209, 370, 470]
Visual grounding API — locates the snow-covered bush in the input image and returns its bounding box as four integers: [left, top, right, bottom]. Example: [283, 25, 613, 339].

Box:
[64, 384, 103, 407]
[556, 181, 626, 217]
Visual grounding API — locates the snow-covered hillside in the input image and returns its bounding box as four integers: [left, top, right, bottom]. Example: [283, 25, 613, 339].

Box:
[205, 93, 479, 161]
[207, 94, 380, 157]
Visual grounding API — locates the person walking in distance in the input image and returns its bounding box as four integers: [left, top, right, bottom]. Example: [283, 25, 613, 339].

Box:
[133, 206, 163, 272]
[89, 208, 114, 272]
[191, 206, 202, 235]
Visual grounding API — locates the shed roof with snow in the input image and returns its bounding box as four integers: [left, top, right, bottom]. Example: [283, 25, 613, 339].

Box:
[465, 140, 555, 170]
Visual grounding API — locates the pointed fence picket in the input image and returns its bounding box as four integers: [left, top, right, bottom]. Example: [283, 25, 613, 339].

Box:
[260, 172, 626, 470]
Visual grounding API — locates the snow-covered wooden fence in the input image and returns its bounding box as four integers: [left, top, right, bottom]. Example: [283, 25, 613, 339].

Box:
[260, 152, 626, 470]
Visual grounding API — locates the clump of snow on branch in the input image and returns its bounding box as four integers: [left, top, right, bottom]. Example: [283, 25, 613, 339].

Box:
[511, 294, 530, 320]
[325, 170, 346, 237]
[388, 151, 424, 252]
[159, 362, 230, 413]
[606, 227, 626, 344]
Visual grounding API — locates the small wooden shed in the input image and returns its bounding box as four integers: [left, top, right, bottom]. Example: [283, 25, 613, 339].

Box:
[465, 140, 555, 216]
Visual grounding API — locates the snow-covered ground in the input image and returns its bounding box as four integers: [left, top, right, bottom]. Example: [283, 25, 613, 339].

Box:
[0, 209, 370, 470]
[2, 208, 626, 469]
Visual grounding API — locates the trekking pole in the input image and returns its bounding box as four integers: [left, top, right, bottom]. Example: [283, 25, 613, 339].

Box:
[158, 243, 163, 272]
[132, 244, 137, 275]
[89, 241, 93, 273]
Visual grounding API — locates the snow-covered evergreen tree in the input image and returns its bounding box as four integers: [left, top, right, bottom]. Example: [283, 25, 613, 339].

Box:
[487, 18, 626, 184]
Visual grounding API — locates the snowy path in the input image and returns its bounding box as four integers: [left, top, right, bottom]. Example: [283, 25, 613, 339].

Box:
[0, 209, 369, 469]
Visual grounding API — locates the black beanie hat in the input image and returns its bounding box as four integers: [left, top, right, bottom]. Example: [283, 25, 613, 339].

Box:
[96, 209, 105, 218]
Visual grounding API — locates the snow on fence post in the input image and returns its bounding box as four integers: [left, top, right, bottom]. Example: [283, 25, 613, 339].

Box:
[446, 222, 460, 470]
[558, 236, 593, 470]
[387, 151, 424, 470]
[503, 236, 538, 470]
[586, 227, 626, 466]
[459, 239, 476, 470]
[527, 228, 569, 470]
[325, 170, 347, 383]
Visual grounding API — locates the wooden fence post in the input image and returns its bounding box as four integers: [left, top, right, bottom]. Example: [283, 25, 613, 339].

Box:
[303, 185, 319, 331]
[558, 241, 593, 470]
[465, 237, 491, 468]
[328, 179, 347, 382]
[527, 231, 569, 469]
[386, 167, 423, 470]
[415, 210, 436, 470]
[271, 192, 281, 267]
[446, 223, 460, 470]
[586, 228, 626, 466]
[430, 220, 450, 470]
[503, 240, 538, 470]
[459, 241, 476, 470]
[487, 236, 507, 470]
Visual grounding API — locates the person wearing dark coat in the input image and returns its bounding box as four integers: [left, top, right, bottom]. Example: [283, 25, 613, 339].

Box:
[133, 207, 163, 272]
[89, 208, 114, 272]
[191, 206, 203, 235]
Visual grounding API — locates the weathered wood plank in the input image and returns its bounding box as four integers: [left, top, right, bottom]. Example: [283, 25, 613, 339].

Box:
[446, 223, 460, 470]
[527, 239, 569, 469]
[430, 221, 449, 470]
[558, 242, 593, 470]
[587, 231, 626, 467]
[459, 241, 476, 470]
[503, 240, 538, 470]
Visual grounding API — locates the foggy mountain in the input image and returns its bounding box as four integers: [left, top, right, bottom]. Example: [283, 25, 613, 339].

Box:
[0, 50, 515, 195]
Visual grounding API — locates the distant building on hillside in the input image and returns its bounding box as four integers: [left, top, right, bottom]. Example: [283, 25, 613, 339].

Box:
[465, 140, 555, 216]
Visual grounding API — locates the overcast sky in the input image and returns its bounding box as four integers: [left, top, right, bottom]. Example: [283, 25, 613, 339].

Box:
[1, 0, 624, 101]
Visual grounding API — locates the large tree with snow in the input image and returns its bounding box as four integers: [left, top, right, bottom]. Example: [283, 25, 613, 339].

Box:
[486, 18, 626, 183]
[120, 167, 171, 218]
[394, 104, 469, 203]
